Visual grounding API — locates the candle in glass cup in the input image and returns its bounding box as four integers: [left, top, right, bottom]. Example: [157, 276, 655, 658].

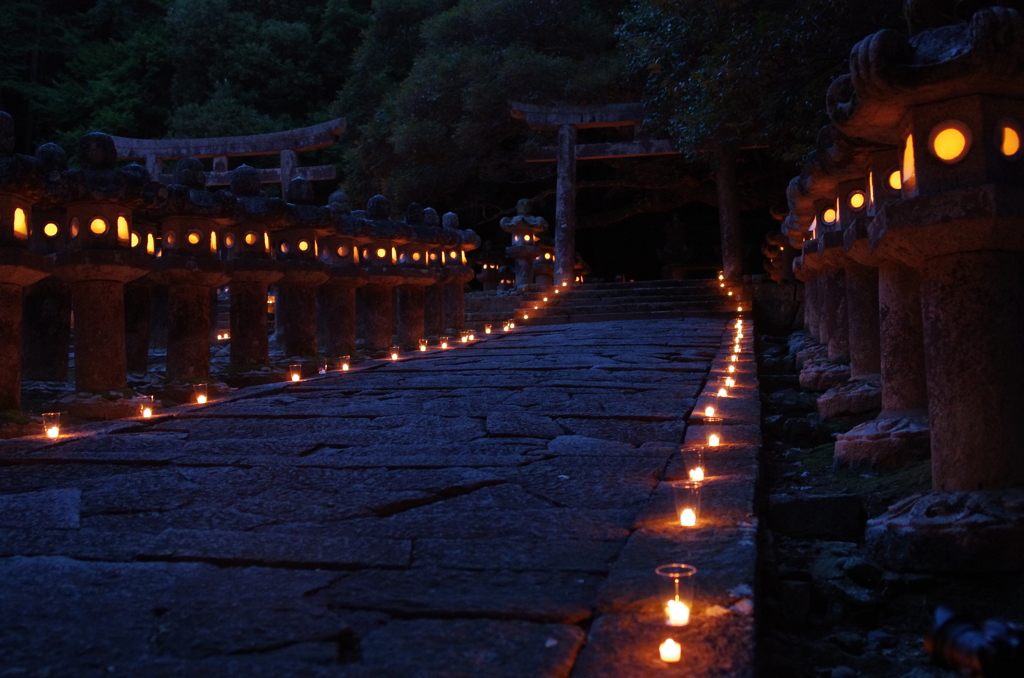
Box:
[194, 383, 208, 404]
[289, 364, 302, 382]
[659, 639, 682, 663]
[42, 412, 60, 439]
[139, 395, 155, 418]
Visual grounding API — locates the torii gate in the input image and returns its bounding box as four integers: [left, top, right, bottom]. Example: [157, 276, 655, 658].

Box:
[110, 118, 346, 187]
[510, 102, 744, 282]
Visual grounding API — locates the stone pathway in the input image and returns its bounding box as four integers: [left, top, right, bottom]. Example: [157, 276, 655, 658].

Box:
[0, 318, 758, 677]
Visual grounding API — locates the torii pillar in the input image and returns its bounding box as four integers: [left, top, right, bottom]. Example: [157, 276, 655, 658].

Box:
[510, 102, 681, 286]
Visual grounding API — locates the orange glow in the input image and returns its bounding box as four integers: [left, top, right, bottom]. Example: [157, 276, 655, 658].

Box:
[13, 208, 28, 238]
[930, 122, 970, 162]
[43, 222, 58, 237]
[688, 467, 705, 482]
[902, 135, 916, 193]
[146, 234, 155, 255]
[196, 395, 207, 404]
[187, 231, 201, 245]
[298, 240, 309, 252]
[666, 600, 690, 626]
[822, 208, 837, 225]
[130, 232, 140, 248]
[90, 218, 107, 235]
[1001, 124, 1021, 156]
[245, 232, 258, 246]
[680, 510, 696, 528]
[704, 406, 715, 417]
[376, 248, 387, 258]
[849, 191, 866, 209]
[708, 433, 720, 447]
[291, 373, 300, 382]
[117, 216, 129, 242]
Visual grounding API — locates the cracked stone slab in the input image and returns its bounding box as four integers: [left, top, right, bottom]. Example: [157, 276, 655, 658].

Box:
[486, 408, 564, 439]
[413, 537, 625, 572]
[555, 417, 687, 447]
[0, 488, 81, 529]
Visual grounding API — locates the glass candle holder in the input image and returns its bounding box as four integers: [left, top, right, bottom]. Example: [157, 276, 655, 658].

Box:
[138, 395, 155, 419]
[659, 638, 682, 663]
[194, 383, 208, 404]
[338, 355, 350, 371]
[418, 339, 428, 352]
[656, 563, 697, 627]
[440, 336, 449, 349]
[725, 376, 736, 388]
[390, 346, 400, 360]
[42, 412, 60, 439]
[289, 364, 302, 382]
[485, 324, 492, 334]
[728, 364, 736, 374]
[730, 354, 738, 362]
[460, 331, 469, 343]
[672, 480, 701, 527]
[715, 376, 730, 398]
[468, 331, 476, 341]
[703, 416, 722, 448]
[502, 322, 510, 331]
[703, 404, 716, 419]
[686, 447, 706, 482]
[509, 320, 515, 329]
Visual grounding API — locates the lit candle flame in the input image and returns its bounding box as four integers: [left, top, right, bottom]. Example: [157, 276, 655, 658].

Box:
[342, 363, 350, 371]
[196, 395, 207, 404]
[709, 434, 720, 447]
[725, 377, 735, 387]
[717, 388, 727, 397]
[728, 291, 733, 296]
[469, 334, 475, 340]
[291, 373, 300, 382]
[142, 407, 153, 418]
[738, 306, 743, 312]
[391, 352, 399, 360]
[728, 365, 735, 373]
[543, 297, 548, 302]
[731, 355, 737, 362]
[666, 599, 691, 626]
[704, 406, 715, 417]
[420, 345, 427, 351]
[45, 426, 59, 439]
[680, 509, 696, 527]
[689, 467, 704, 482]
[485, 328, 491, 334]
[441, 342, 448, 349]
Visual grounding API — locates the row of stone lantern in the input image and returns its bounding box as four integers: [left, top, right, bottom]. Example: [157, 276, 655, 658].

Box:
[781, 2, 1024, 534]
[0, 117, 480, 412]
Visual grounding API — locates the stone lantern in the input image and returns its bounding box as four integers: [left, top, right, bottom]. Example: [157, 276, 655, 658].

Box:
[500, 199, 547, 289]
[22, 142, 72, 384]
[473, 240, 506, 291]
[395, 203, 441, 348]
[223, 164, 286, 369]
[148, 158, 233, 382]
[423, 208, 449, 337]
[318, 190, 368, 357]
[271, 177, 332, 359]
[50, 132, 163, 393]
[359, 195, 409, 352]
[121, 163, 162, 376]
[0, 112, 52, 410]
[442, 212, 480, 332]
[533, 241, 555, 287]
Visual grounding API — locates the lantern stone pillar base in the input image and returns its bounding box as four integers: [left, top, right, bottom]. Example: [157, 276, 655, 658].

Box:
[835, 413, 930, 469]
[397, 285, 427, 348]
[22, 279, 71, 382]
[843, 260, 881, 379]
[124, 280, 153, 374]
[818, 265, 849, 360]
[444, 266, 474, 332]
[0, 282, 27, 411]
[278, 264, 330, 358]
[148, 259, 231, 382]
[229, 264, 283, 369]
[424, 280, 448, 337]
[322, 270, 366, 357]
[866, 489, 1024, 574]
[794, 250, 822, 341]
[362, 281, 401, 352]
[815, 378, 882, 420]
[52, 250, 149, 393]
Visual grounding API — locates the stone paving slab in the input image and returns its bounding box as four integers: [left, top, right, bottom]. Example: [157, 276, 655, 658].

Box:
[0, 318, 758, 677]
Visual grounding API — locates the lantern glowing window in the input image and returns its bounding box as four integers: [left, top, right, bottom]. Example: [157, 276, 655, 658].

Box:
[264, 233, 270, 252]
[90, 218, 108, 235]
[146, 233, 155, 255]
[523, 235, 531, 241]
[375, 247, 386, 259]
[70, 217, 80, 237]
[999, 120, 1021, 157]
[298, 240, 310, 252]
[187, 230, 202, 245]
[430, 252, 437, 261]
[929, 120, 971, 163]
[244, 231, 258, 246]
[821, 207, 837, 225]
[13, 207, 29, 238]
[280, 242, 290, 254]
[868, 171, 875, 209]
[450, 251, 458, 259]
[338, 245, 348, 257]
[130, 231, 140, 248]
[43, 222, 59, 237]
[117, 216, 129, 241]
[902, 134, 917, 193]
[210, 231, 217, 252]
[544, 253, 551, 260]
[888, 169, 901, 190]
[224, 233, 236, 248]
[848, 190, 866, 210]
[165, 231, 176, 246]
[412, 252, 421, 261]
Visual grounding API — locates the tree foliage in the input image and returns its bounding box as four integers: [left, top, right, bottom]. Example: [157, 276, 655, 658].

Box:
[618, 0, 906, 162]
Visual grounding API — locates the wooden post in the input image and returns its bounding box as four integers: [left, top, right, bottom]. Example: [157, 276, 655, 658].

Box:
[555, 124, 577, 287]
[715, 142, 743, 281]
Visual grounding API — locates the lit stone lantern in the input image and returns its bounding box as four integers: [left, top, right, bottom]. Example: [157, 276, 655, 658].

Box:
[22, 142, 72, 384]
[148, 157, 233, 382]
[442, 211, 480, 332]
[533, 241, 555, 287]
[122, 163, 163, 376]
[271, 177, 332, 359]
[813, 195, 850, 360]
[0, 112, 52, 410]
[50, 132, 164, 393]
[422, 207, 449, 337]
[359, 195, 409, 352]
[473, 240, 506, 291]
[500, 199, 547, 289]
[319, 190, 368, 357]
[395, 202, 441, 349]
[222, 164, 286, 369]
